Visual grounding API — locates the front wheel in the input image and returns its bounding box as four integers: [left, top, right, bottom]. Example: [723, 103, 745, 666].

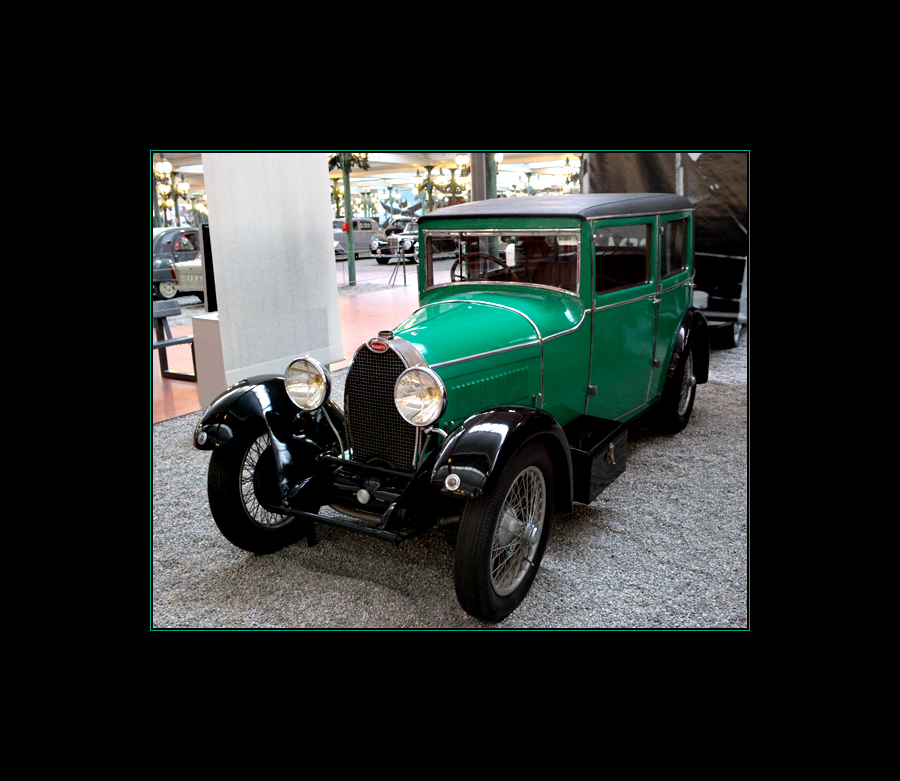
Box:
[453, 442, 553, 622]
[207, 422, 309, 554]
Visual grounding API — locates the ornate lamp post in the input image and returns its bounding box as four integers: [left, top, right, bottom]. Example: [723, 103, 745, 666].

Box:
[328, 152, 371, 286]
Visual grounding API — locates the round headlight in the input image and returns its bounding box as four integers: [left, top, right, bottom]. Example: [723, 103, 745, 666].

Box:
[285, 356, 330, 411]
[394, 366, 446, 427]
[401, 239, 413, 251]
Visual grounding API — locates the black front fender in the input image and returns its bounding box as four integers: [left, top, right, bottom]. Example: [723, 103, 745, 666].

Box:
[430, 407, 573, 514]
[193, 376, 346, 485]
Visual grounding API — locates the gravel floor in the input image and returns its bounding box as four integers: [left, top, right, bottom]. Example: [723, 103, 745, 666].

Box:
[151, 318, 748, 630]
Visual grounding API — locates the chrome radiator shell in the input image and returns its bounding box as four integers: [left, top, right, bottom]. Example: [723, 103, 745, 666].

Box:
[344, 335, 426, 471]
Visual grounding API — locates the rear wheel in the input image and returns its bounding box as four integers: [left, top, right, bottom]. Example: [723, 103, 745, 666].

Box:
[207, 422, 308, 553]
[155, 280, 177, 299]
[454, 442, 553, 622]
[658, 346, 696, 433]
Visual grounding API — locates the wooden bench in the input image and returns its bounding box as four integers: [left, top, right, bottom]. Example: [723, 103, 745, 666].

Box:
[153, 299, 197, 382]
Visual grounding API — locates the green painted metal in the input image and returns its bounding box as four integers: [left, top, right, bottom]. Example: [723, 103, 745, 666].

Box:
[385, 201, 695, 434]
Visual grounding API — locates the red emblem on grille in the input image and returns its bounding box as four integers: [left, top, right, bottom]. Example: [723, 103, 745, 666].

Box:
[368, 340, 388, 353]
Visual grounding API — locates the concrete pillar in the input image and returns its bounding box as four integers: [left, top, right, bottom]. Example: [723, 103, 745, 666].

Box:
[201, 153, 343, 390]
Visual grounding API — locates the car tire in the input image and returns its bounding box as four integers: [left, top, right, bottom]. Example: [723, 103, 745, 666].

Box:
[658, 345, 697, 434]
[207, 421, 310, 554]
[155, 281, 178, 299]
[710, 322, 742, 349]
[453, 442, 553, 622]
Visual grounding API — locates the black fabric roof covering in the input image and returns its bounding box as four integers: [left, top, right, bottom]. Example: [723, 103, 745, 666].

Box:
[418, 193, 692, 223]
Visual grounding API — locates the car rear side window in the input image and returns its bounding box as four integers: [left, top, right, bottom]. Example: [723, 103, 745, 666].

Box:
[594, 224, 649, 294]
[175, 233, 198, 252]
[660, 218, 687, 279]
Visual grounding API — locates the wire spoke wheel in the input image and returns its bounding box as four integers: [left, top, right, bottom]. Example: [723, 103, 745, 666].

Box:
[240, 434, 292, 529]
[491, 466, 546, 596]
[677, 350, 695, 417]
[454, 442, 553, 622]
[208, 422, 307, 554]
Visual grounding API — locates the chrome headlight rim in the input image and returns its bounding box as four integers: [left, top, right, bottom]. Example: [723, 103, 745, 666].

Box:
[284, 355, 331, 411]
[394, 365, 447, 427]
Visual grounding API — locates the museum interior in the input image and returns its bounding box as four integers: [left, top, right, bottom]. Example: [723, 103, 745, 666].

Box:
[152, 151, 748, 425]
[152, 152, 590, 424]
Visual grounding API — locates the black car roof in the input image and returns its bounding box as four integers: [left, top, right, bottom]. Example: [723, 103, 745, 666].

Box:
[418, 193, 692, 223]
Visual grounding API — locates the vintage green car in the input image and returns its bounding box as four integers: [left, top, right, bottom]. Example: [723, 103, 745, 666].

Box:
[193, 193, 710, 622]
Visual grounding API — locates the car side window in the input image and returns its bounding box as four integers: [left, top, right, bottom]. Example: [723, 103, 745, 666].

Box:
[660, 218, 687, 279]
[594, 224, 650, 294]
[174, 233, 198, 253]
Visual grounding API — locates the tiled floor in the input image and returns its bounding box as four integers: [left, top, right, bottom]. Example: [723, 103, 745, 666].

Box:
[152, 260, 419, 424]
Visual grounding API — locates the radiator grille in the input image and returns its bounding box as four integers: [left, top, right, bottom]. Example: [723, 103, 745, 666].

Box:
[345, 346, 417, 470]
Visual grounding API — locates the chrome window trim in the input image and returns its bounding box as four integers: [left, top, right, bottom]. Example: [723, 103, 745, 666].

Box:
[421, 228, 581, 297]
[426, 279, 582, 298]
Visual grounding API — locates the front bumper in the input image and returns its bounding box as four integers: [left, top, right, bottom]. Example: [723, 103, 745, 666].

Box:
[265, 449, 456, 545]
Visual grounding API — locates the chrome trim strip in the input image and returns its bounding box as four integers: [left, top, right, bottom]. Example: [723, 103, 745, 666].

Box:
[660, 277, 690, 295]
[414, 299, 543, 341]
[413, 299, 545, 407]
[430, 340, 536, 368]
[592, 290, 657, 312]
[358, 333, 429, 370]
[541, 308, 588, 342]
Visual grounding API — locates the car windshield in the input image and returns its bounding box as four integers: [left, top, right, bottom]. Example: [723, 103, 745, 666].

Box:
[423, 230, 579, 294]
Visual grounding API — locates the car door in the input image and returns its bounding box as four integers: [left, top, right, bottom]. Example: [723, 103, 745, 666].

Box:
[653, 212, 693, 397]
[587, 217, 658, 420]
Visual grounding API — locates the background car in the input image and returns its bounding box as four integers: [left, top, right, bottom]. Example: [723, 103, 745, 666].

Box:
[371, 222, 419, 264]
[332, 218, 385, 258]
[383, 216, 417, 235]
[153, 226, 202, 299]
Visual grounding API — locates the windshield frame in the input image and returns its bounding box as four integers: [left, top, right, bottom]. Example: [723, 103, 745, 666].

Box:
[422, 227, 581, 297]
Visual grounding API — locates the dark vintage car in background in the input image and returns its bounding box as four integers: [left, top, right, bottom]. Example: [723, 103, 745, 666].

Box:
[152, 226, 202, 299]
[383, 216, 417, 235]
[371, 220, 456, 265]
[371, 222, 419, 264]
[194, 193, 711, 622]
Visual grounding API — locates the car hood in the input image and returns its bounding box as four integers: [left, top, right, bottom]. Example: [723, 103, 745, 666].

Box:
[392, 286, 584, 367]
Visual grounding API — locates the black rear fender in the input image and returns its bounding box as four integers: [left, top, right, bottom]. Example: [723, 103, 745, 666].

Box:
[669, 308, 710, 384]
